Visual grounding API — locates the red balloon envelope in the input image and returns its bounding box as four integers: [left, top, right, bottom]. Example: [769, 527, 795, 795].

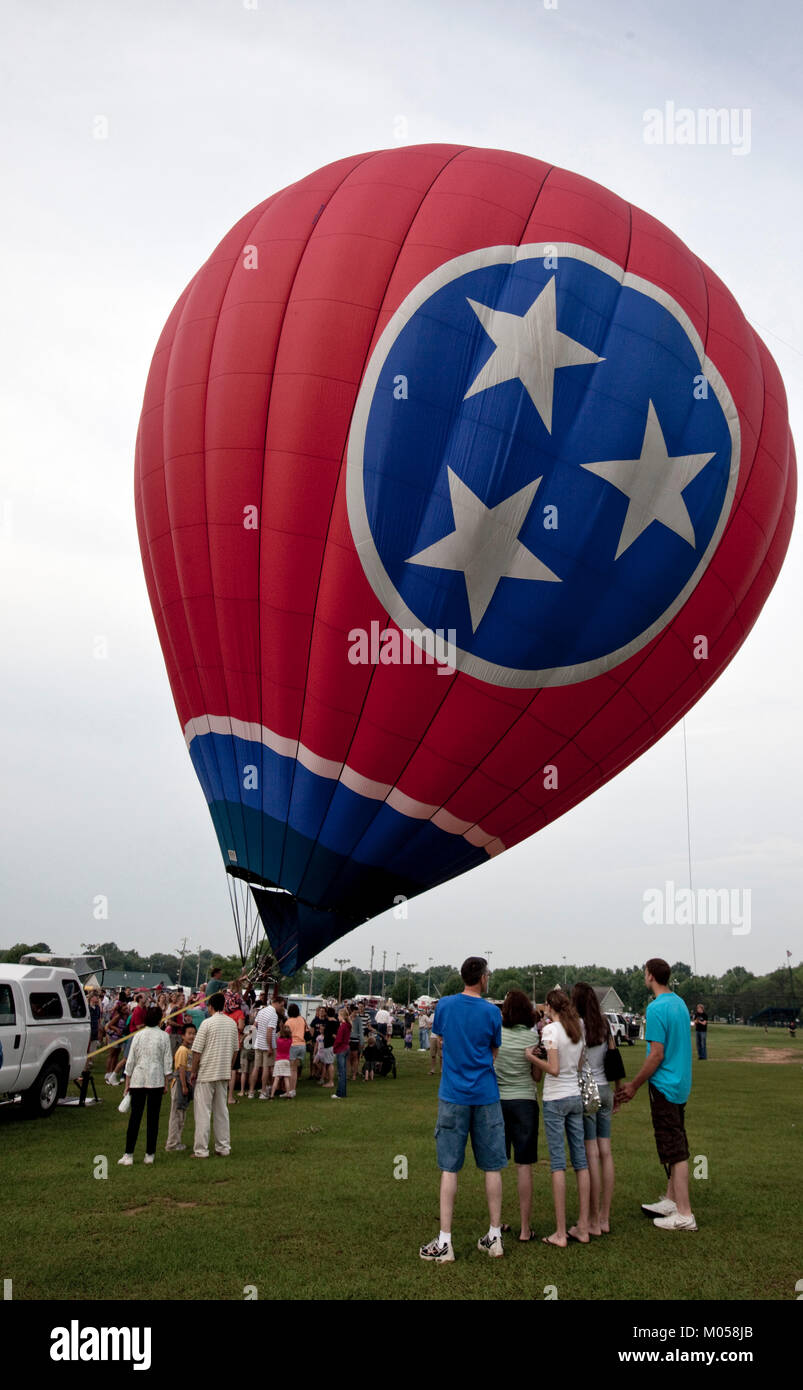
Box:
[135, 145, 796, 972]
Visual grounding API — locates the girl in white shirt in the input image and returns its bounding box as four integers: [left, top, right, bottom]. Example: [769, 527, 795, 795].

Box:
[526, 988, 591, 1248]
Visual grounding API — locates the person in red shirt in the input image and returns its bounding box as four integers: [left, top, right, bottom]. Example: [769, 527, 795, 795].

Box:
[332, 1009, 351, 1100]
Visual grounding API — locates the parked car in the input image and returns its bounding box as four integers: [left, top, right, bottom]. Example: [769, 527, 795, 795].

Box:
[605, 1011, 628, 1046]
[0, 964, 91, 1117]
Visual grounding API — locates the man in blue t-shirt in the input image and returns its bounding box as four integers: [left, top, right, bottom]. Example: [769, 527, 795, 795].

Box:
[619, 957, 696, 1232]
[419, 957, 507, 1264]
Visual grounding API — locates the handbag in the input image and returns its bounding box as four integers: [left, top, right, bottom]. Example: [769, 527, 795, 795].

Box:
[604, 1038, 626, 1082]
[578, 1045, 601, 1115]
[117, 1093, 131, 1114]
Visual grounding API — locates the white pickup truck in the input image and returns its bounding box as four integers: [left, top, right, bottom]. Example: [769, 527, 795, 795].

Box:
[0, 963, 91, 1116]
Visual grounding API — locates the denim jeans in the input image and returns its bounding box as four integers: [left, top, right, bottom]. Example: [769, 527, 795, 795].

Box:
[542, 1095, 588, 1172]
[336, 1051, 348, 1097]
[696, 1029, 707, 1059]
[419, 1028, 429, 1051]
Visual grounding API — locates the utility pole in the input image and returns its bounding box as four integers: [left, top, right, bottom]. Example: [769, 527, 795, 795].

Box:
[334, 957, 350, 1003]
[176, 937, 188, 989]
[380, 950, 386, 999]
[368, 945, 374, 998]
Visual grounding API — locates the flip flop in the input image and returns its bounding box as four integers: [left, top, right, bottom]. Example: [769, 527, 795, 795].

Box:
[541, 1235, 567, 1249]
[567, 1230, 590, 1244]
[501, 1223, 512, 1233]
[518, 1231, 538, 1242]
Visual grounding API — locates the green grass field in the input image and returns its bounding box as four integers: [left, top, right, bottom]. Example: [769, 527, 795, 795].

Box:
[1, 1024, 800, 1301]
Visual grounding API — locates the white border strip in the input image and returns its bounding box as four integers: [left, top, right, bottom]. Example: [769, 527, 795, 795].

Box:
[184, 714, 506, 857]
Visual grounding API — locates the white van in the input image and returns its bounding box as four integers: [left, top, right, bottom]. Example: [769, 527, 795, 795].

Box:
[0, 963, 91, 1116]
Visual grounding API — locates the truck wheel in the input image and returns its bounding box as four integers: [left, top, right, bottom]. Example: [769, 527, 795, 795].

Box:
[22, 1062, 65, 1118]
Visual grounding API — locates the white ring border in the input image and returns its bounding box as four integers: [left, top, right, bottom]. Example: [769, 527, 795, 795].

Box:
[345, 242, 741, 689]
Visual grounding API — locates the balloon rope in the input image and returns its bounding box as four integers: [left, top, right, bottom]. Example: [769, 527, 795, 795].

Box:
[682, 718, 698, 975]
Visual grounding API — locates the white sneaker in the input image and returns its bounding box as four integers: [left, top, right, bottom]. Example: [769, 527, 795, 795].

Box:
[477, 1233, 504, 1258]
[654, 1211, 697, 1231]
[419, 1237, 455, 1262]
[110, 1073, 122, 1086]
[117, 1154, 134, 1166]
[641, 1197, 677, 1217]
[143, 1154, 155, 1165]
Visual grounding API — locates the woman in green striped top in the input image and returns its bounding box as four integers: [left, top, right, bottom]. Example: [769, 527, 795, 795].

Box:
[494, 990, 541, 1241]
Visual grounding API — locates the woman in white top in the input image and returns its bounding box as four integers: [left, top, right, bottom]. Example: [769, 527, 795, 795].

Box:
[572, 982, 624, 1236]
[526, 988, 590, 1247]
[118, 1006, 174, 1166]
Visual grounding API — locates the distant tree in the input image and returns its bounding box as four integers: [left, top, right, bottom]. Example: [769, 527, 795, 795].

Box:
[491, 976, 523, 1000]
[319, 972, 339, 999]
[390, 974, 416, 1005]
[338, 971, 358, 1001]
[440, 972, 464, 996]
[0, 941, 52, 963]
[670, 961, 693, 982]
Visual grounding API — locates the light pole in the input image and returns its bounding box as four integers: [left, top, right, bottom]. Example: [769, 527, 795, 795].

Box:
[562, 956, 566, 989]
[195, 946, 202, 991]
[380, 950, 386, 999]
[404, 963, 417, 1007]
[427, 957, 433, 997]
[334, 957, 350, 1003]
[368, 945, 374, 998]
[394, 952, 400, 986]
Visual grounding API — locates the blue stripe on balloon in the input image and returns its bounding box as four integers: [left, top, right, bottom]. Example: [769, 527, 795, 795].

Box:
[190, 730, 489, 902]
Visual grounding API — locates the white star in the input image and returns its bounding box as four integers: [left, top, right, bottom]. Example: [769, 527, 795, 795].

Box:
[406, 469, 560, 632]
[582, 400, 715, 560]
[463, 276, 604, 433]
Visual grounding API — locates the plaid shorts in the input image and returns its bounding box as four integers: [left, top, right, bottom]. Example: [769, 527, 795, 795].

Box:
[649, 1082, 690, 1172]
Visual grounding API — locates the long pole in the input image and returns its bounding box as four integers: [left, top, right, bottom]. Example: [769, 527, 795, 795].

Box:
[394, 952, 400, 985]
[194, 946, 202, 991]
[335, 957, 349, 1003]
[427, 957, 433, 997]
[176, 937, 188, 989]
[405, 963, 417, 1006]
[309, 958, 315, 995]
[380, 951, 386, 999]
[368, 945, 374, 998]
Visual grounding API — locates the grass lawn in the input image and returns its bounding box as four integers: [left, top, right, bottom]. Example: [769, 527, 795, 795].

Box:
[1, 1024, 800, 1301]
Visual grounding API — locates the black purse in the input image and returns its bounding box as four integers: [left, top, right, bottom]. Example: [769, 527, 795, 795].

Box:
[603, 1036, 626, 1082]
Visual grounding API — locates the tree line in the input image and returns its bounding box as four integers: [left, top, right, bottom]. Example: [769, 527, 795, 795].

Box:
[1, 939, 798, 1018]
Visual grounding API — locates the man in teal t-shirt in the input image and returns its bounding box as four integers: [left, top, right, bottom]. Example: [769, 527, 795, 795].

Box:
[619, 958, 696, 1232]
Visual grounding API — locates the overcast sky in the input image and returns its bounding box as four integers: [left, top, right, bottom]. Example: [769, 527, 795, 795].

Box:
[1, 0, 800, 982]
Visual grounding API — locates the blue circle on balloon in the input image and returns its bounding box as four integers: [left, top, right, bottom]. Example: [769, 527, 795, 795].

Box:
[359, 251, 733, 677]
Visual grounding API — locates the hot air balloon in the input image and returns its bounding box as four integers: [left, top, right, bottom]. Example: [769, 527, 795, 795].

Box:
[135, 144, 795, 975]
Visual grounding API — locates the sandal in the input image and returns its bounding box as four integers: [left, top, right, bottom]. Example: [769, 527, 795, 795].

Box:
[518, 1231, 538, 1242]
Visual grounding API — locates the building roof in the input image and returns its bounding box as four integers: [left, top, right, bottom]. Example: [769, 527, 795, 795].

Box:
[101, 971, 176, 990]
[594, 985, 625, 1012]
